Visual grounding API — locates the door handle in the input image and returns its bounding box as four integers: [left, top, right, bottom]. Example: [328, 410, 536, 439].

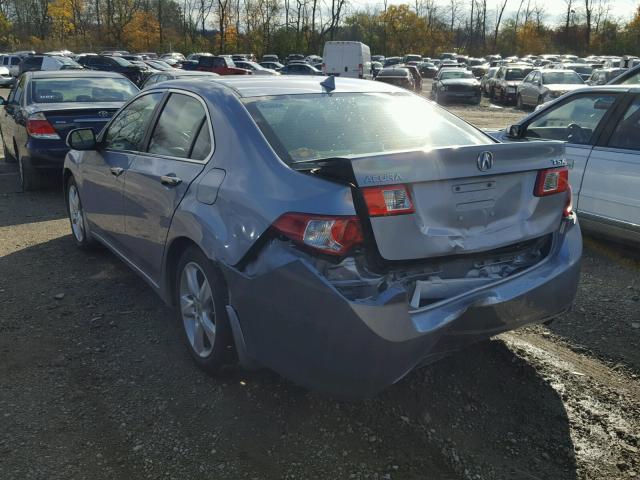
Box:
[160, 174, 182, 186]
[110, 167, 124, 177]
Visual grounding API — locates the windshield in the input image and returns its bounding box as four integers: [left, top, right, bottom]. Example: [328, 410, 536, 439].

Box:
[440, 70, 474, 80]
[377, 69, 407, 77]
[30, 77, 139, 103]
[243, 93, 490, 164]
[505, 68, 532, 80]
[542, 72, 584, 84]
[111, 56, 132, 67]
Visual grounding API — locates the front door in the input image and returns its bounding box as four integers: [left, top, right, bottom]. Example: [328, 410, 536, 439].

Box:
[80, 92, 163, 244]
[122, 91, 213, 282]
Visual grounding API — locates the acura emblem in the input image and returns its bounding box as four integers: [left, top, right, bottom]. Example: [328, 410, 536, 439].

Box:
[97, 110, 110, 118]
[477, 151, 494, 171]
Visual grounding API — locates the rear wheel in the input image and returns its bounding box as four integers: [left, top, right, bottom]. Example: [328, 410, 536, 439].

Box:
[66, 176, 94, 249]
[175, 246, 234, 374]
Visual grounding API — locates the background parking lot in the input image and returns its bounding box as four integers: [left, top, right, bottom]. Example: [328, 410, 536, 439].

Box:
[1, 85, 639, 480]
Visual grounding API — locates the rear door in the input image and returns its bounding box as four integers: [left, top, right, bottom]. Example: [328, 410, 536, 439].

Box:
[579, 94, 640, 238]
[80, 92, 163, 244]
[520, 91, 622, 204]
[121, 90, 212, 281]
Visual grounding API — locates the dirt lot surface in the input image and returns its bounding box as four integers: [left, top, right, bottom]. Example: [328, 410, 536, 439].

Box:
[1, 94, 639, 480]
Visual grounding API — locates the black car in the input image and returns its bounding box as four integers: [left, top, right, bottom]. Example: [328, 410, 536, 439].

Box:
[417, 62, 438, 78]
[279, 63, 321, 75]
[141, 70, 219, 89]
[0, 70, 138, 190]
[77, 54, 149, 85]
[374, 67, 414, 90]
[431, 69, 481, 105]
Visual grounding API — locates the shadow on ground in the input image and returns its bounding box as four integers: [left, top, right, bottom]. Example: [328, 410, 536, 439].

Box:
[0, 234, 577, 480]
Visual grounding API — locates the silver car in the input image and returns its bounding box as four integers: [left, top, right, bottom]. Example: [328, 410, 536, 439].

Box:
[63, 77, 581, 397]
[493, 85, 639, 246]
[517, 69, 585, 108]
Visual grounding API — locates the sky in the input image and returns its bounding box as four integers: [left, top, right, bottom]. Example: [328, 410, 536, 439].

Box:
[352, 0, 639, 24]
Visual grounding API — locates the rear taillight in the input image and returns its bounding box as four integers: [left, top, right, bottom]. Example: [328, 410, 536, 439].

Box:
[272, 213, 363, 256]
[362, 184, 415, 216]
[26, 112, 60, 139]
[534, 167, 568, 197]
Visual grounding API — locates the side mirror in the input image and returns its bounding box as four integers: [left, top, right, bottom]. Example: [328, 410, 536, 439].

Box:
[507, 124, 524, 138]
[67, 128, 97, 150]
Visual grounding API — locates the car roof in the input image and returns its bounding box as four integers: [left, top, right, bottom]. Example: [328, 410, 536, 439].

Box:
[28, 70, 126, 79]
[161, 76, 405, 97]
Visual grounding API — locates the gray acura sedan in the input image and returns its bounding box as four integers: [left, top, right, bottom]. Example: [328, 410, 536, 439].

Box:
[63, 76, 582, 397]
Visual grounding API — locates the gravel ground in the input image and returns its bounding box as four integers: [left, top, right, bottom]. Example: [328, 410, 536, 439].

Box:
[0, 91, 639, 480]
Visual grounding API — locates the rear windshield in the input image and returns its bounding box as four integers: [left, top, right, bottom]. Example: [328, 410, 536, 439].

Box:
[440, 70, 474, 80]
[29, 77, 139, 103]
[505, 68, 532, 80]
[243, 93, 490, 164]
[377, 69, 408, 77]
[542, 72, 583, 84]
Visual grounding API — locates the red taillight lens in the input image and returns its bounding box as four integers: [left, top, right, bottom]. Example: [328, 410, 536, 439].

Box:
[362, 184, 415, 216]
[273, 213, 364, 256]
[27, 113, 60, 139]
[534, 167, 569, 197]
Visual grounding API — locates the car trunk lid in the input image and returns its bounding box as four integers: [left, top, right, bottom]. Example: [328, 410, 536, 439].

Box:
[31, 103, 121, 138]
[349, 142, 567, 261]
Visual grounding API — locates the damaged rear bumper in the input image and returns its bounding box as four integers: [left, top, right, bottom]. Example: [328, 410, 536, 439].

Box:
[223, 221, 582, 398]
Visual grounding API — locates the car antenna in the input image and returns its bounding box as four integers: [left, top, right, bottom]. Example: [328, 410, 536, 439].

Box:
[320, 75, 336, 92]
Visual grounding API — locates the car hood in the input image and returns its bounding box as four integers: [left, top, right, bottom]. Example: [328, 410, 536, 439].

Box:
[544, 84, 584, 93]
[440, 78, 479, 86]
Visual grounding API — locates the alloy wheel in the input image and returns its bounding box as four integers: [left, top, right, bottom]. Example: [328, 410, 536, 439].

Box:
[68, 184, 85, 242]
[180, 262, 217, 358]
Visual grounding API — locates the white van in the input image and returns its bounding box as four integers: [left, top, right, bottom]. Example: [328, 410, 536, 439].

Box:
[322, 41, 372, 79]
[0, 55, 24, 76]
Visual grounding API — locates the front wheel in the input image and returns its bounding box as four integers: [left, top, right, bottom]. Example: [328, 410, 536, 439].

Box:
[175, 246, 234, 374]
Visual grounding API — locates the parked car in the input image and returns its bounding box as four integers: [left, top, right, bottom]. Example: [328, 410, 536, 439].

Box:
[0, 70, 138, 190]
[144, 59, 175, 71]
[62, 76, 581, 397]
[161, 52, 186, 62]
[383, 56, 402, 67]
[491, 85, 638, 245]
[279, 63, 322, 75]
[77, 54, 149, 85]
[141, 70, 219, 89]
[559, 63, 594, 81]
[374, 67, 414, 90]
[322, 41, 372, 79]
[587, 68, 627, 85]
[371, 61, 383, 77]
[417, 62, 438, 78]
[234, 60, 280, 76]
[481, 66, 499, 95]
[262, 54, 280, 63]
[0, 66, 14, 86]
[196, 56, 250, 75]
[0, 54, 24, 76]
[403, 64, 422, 92]
[491, 64, 534, 104]
[403, 54, 422, 63]
[19, 55, 83, 75]
[371, 55, 385, 63]
[607, 64, 640, 85]
[285, 54, 305, 64]
[431, 69, 481, 105]
[259, 61, 283, 71]
[516, 70, 585, 108]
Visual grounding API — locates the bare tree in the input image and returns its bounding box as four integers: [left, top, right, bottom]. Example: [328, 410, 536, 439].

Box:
[493, 0, 508, 50]
[584, 0, 593, 49]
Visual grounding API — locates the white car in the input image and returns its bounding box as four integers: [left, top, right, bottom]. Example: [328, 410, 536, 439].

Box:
[492, 85, 640, 245]
[0, 66, 13, 86]
[0, 54, 23, 76]
[234, 60, 280, 76]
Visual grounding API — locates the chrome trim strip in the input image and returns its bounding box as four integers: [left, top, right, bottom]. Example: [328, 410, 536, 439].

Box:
[577, 211, 640, 232]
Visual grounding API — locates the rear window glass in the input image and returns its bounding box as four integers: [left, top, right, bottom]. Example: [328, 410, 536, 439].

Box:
[542, 72, 584, 84]
[505, 68, 532, 80]
[440, 70, 474, 79]
[29, 77, 138, 103]
[243, 92, 490, 164]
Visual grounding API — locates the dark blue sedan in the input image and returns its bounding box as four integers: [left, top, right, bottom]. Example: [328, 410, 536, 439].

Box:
[0, 70, 139, 190]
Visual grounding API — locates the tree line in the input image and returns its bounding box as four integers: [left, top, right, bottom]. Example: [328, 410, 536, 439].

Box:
[0, 0, 638, 57]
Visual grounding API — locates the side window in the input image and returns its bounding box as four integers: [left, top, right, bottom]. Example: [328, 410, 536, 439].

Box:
[11, 57, 20, 66]
[607, 97, 640, 151]
[148, 93, 210, 159]
[190, 123, 212, 160]
[2, 57, 7, 66]
[212, 58, 225, 68]
[104, 93, 163, 151]
[200, 57, 213, 68]
[526, 94, 617, 144]
[13, 75, 26, 104]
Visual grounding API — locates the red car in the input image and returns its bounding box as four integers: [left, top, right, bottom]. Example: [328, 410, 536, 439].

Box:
[196, 56, 251, 75]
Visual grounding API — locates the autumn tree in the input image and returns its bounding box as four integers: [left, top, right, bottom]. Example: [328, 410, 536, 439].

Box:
[123, 11, 161, 51]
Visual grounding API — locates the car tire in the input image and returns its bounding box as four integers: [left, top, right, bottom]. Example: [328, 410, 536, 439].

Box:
[435, 91, 443, 105]
[65, 176, 95, 249]
[175, 246, 235, 374]
[516, 94, 524, 109]
[18, 152, 41, 192]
